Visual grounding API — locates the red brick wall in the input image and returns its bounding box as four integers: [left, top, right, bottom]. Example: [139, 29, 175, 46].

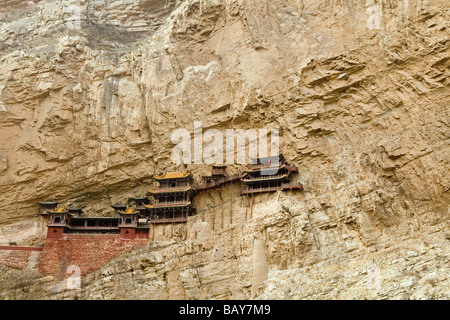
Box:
[120, 228, 137, 240]
[47, 226, 64, 238]
[0, 246, 43, 270]
[38, 234, 147, 277]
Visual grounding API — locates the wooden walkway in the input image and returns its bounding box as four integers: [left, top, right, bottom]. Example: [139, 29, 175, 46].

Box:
[241, 183, 303, 195]
[193, 174, 244, 193]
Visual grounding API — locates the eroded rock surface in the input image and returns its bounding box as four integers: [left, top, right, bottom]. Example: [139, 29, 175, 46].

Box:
[0, 0, 448, 299]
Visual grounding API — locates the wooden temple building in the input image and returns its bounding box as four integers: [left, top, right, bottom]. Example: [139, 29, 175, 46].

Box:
[43, 203, 149, 239]
[128, 196, 149, 216]
[41, 154, 303, 239]
[241, 154, 303, 195]
[39, 201, 58, 216]
[202, 165, 227, 184]
[145, 172, 196, 224]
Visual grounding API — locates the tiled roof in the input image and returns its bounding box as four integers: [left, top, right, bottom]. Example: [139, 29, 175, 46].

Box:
[118, 207, 139, 214]
[154, 172, 190, 180]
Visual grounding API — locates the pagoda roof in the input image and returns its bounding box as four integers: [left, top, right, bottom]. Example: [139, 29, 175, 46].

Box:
[48, 206, 68, 214]
[39, 201, 58, 206]
[118, 207, 139, 215]
[154, 172, 191, 180]
[112, 202, 127, 208]
[244, 164, 288, 173]
[68, 205, 82, 212]
[149, 186, 193, 194]
[144, 202, 192, 209]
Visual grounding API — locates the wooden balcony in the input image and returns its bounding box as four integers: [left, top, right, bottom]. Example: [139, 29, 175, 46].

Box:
[149, 217, 188, 224]
[241, 174, 289, 183]
[250, 163, 283, 170]
[211, 168, 226, 176]
[147, 201, 191, 208]
[193, 174, 243, 193]
[67, 226, 120, 231]
[149, 186, 192, 194]
[281, 184, 303, 191]
[241, 185, 281, 195]
[241, 183, 303, 195]
[47, 222, 67, 227]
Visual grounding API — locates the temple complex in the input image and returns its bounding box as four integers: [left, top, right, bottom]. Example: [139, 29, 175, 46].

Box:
[111, 202, 127, 217]
[43, 203, 149, 239]
[129, 196, 149, 216]
[117, 207, 149, 239]
[41, 155, 302, 240]
[241, 155, 303, 195]
[68, 205, 83, 217]
[202, 165, 227, 184]
[38, 201, 58, 216]
[145, 172, 196, 224]
[34, 157, 303, 276]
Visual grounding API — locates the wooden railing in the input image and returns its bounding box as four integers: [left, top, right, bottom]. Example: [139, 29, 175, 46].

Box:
[149, 216, 188, 224]
[281, 183, 303, 190]
[148, 201, 191, 208]
[250, 162, 284, 169]
[48, 222, 67, 227]
[68, 225, 119, 230]
[193, 174, 243, 192]
[242, 174, 287, 182]
[150, 187, 192, 193]
[242, 185, 281, 194]
[241, 183, 303, 194]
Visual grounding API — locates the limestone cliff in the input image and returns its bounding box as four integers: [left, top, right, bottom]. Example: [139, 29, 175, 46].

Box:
[0, 0, 449, 299]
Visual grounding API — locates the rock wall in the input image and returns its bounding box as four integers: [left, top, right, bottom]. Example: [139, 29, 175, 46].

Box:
[0, 0, 448, 299]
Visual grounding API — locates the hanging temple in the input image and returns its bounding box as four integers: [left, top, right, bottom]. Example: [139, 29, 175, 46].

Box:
[39, 154, 303, 240]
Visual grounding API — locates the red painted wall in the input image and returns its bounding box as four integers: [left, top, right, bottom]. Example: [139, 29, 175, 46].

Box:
[120, 228, 137, 240]
[38, 234, 147, 277]
[47, 227, 65, 238]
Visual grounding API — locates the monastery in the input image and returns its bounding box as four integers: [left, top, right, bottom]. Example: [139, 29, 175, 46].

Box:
[4, 155, 303, 277]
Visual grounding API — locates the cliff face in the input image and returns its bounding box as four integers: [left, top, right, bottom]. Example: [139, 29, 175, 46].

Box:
[0, 0, 449, 299]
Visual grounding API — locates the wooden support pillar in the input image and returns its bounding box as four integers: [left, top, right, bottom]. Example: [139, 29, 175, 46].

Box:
[221, 195, 224, 230]
[212, 204, 215, 231]
[245, 195, 248, 220]
[251, 193, 254, 219]
[163, 212, 166, 235]
[230, 180, 233, 225]
[185, 209, 188, 240]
